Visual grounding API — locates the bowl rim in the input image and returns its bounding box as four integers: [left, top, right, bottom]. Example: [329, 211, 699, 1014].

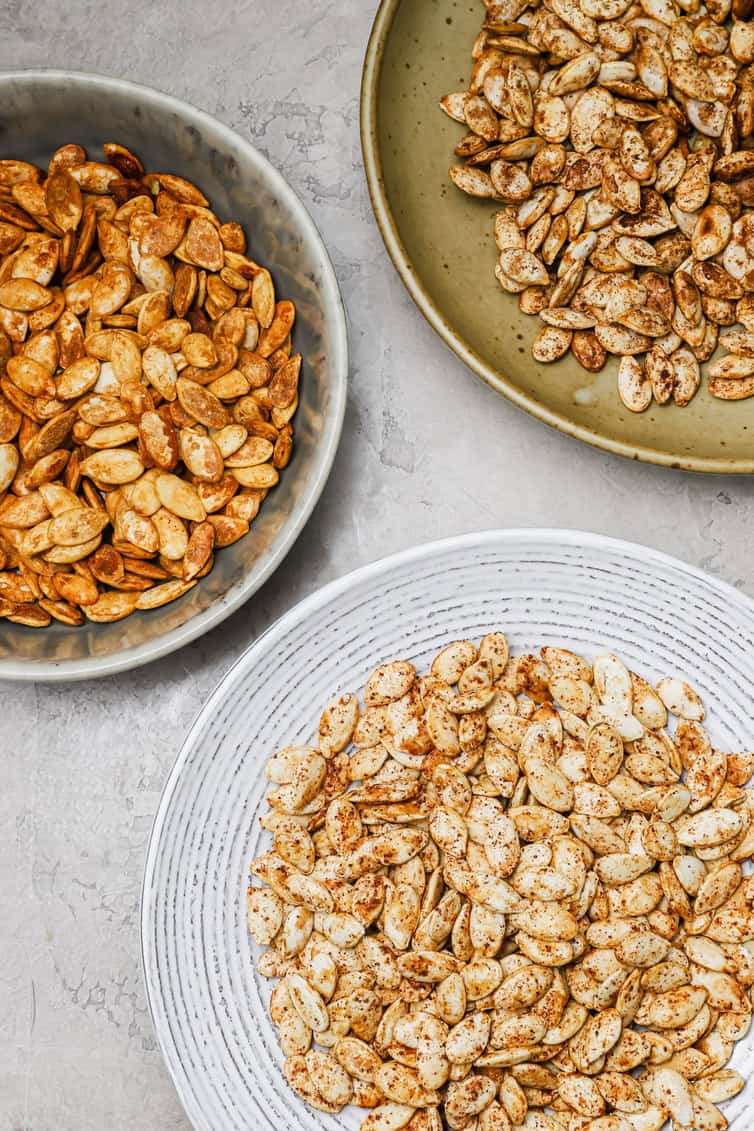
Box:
[140, 525, 754, 1130]
[360, 0, 754, 475]
[0, 68, 349, 682]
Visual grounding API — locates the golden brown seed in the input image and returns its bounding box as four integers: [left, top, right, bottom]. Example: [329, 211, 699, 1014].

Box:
[439, 8, 754, 412]
[0, 140, 300, 625]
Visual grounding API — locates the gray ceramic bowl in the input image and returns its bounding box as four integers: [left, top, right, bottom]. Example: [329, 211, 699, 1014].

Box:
[0, 71, 347, 682]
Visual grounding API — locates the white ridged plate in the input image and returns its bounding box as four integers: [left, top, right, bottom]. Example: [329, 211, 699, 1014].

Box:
[142, 529, 754, 1131]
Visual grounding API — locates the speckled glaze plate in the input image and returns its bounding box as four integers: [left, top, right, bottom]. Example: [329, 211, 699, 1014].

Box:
[361, 0, 754, 473]
[142, 528, 754, 1131]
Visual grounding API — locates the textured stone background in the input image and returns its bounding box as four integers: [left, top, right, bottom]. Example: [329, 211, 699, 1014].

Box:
[1, 1, 754, 1127]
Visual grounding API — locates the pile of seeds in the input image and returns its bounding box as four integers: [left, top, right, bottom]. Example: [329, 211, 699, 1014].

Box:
[442, 0, 754, 410]
[0, 142, 299, 626]
[247, 634, 754, 1131]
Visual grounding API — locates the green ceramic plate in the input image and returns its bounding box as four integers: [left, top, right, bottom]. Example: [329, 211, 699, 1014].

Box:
[361, 0, 754, 472]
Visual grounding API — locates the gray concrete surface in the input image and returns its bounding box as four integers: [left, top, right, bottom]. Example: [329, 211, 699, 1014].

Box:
[1, 2, 753, 1127]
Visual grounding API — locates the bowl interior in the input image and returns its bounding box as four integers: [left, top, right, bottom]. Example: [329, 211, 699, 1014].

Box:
[367, 0, 754, 471]
[0, 72, 346, 677]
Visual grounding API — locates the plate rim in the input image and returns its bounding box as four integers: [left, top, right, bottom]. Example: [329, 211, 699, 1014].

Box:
[141, 525, 754, 1130]
[0, 68, 349, 682]
[359, 0, 754, 476]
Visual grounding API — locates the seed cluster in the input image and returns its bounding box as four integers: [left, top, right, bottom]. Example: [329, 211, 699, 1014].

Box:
[442, 0, 754, 411]
[0, 142, 299, 626]
[248, 634, 754, 1131]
